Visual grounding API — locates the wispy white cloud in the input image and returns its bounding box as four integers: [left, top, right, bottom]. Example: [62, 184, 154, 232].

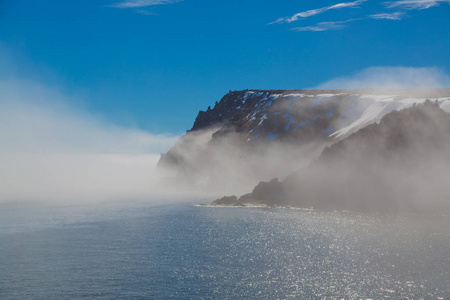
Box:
[291, 21, 346, 32]
[135, 9, 157, 15]
[370, 11, 405, 19]
[290, 10, 406, 33]
[111, 0, 182, 9]
[291, 18, 361, 32]
[269, 0, 367, 25]
[289, 9, 407, 33]
[272, 0, 447, 33]
[385, 0, 450, 10]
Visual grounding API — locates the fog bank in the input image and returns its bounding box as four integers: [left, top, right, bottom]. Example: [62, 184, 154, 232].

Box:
[316, 66, 450, 89]
[0, 79, 179, 203]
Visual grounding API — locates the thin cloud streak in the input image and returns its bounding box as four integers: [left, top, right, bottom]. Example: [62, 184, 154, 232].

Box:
[269, 0, 366, 25]
[111, 0, 182, 8]
[291, 18, 361, 32]
[290, 10, 406, 33]
[370, 11, 405, 19]
[273, 0, 447, 33]
[385, 0, 450, 10]
[291, 22, 346, 32]
[135, 9, 157, 15]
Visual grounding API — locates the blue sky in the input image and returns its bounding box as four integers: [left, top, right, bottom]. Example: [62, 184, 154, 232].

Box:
[1, 0, 449, 133]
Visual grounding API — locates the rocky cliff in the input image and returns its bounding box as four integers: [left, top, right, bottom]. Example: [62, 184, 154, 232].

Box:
[159, 89, 450, 196]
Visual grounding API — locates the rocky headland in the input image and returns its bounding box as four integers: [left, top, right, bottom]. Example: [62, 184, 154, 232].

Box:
[158, 89, 450, 212]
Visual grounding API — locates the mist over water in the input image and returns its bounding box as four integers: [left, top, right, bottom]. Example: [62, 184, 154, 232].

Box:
[2, 62, 450, 204]
[0, 78, 181, 203]
[159, 126, 326, 196]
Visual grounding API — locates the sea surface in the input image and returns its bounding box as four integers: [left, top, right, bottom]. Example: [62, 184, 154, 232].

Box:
[0, 201, 449, 299]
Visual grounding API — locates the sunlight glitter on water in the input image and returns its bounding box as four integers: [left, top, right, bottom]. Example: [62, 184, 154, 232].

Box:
[0, 202, 449, 299]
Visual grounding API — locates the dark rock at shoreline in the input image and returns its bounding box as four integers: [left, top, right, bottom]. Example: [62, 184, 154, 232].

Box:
[245, 178, 284, 206]
[211, 196, 239, 206]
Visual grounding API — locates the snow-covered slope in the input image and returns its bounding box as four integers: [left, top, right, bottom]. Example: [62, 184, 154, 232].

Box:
[331, 94, 450, 138]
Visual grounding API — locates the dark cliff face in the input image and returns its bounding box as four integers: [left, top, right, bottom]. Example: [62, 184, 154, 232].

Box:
[191, 90, 269, 131]
[189, 90, 369, 145]
[239, 102, 450, 213]
[190, 89, 450, 139]
[159, 89, 450, 197]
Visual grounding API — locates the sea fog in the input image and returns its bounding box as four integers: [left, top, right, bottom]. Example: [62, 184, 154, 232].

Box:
[2, 66, 450, 204]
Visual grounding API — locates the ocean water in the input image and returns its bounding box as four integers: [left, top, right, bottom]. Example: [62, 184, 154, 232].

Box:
[0, 201, 449, 299]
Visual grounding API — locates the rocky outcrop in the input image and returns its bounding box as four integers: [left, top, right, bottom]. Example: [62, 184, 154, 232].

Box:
[210, 196, 240, 206]
[211, 178, 285, 207]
